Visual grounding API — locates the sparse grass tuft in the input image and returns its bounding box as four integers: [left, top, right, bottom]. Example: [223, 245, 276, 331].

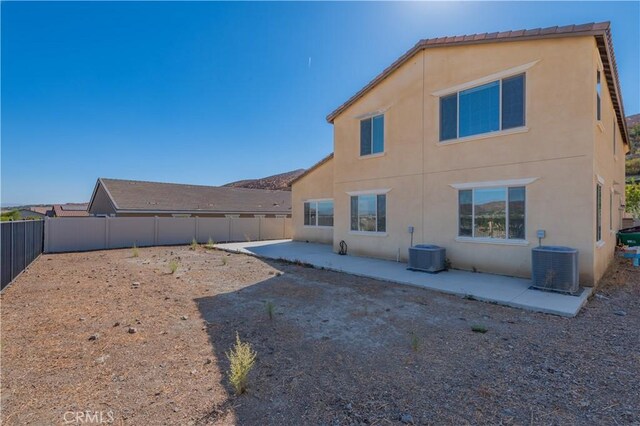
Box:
[205, 237, 215, 249]
[168, 259, 179, 274]
[190, 238, 198, 251]
[132, 244, 139, 258]
[226, 332, 257, 395]
[410, 332, 420, 352]
[471, 324, 488, 334]
[266, 301, 274, 320]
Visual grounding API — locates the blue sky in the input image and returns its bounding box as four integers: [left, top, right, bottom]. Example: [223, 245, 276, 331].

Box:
[2, 1, 639, 205]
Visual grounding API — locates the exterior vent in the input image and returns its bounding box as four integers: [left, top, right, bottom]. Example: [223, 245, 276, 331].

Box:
[531, 246, 579, 294]
[408, 244, 446, 273]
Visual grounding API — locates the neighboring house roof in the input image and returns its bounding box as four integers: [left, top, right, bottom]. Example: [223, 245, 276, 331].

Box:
[17, 209, 46, 218]
[290, 153, 334, 186]
[28, 206, 51, 215]
[88, 178, 292, 215]
[326, 22, 629, 148]
[52, 203, 90, 217]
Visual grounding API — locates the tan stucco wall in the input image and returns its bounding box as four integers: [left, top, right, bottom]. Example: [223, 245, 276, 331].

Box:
[591, 41, 628, 283]
[291, 157, 334, 244]
[296, 36, 626, 285]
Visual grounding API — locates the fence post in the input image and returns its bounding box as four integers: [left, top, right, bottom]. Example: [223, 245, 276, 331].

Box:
[10, 221, 14, 282]
[195, 216, 199, 242]
[154, 216, 159, 245]
[43, 217, 48, 253]
[104, 216, 110, 249]
[24, 221, 27, 268]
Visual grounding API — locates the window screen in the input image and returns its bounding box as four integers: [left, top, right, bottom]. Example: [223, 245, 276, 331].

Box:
[459, 81, 500, 138]
[502, 74, 525, 129]
[440, 94, 458, 141]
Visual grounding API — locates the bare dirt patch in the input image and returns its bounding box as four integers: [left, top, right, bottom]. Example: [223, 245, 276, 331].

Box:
[1, 246, 639, 425]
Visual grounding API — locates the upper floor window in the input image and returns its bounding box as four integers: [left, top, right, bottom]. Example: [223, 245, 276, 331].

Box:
[458, 186, 526, 240]
[360, 114, 384, 156]
[596, 183, 602, 242]
[596, 70, 602, 121]
[350, 194, 386, 233]
[304, 200, 333, 227]
[440, 73, 526, 142]
[613, 118, 616, 156]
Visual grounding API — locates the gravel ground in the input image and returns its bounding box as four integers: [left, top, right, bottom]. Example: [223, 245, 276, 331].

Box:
[1, 245, 638, 425]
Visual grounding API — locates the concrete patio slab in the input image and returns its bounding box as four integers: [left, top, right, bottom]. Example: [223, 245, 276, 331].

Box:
[215, 240, 593, 317]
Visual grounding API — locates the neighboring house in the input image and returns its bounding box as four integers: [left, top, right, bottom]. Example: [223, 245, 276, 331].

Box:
[292, 22, 629, 286]
[17, 208, 47, 219]
[51, 204, 90, 217]
[88, 178, 292, 218]
[28, 206, 51, 216]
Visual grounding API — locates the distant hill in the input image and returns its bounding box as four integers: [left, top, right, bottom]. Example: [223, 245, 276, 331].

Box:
[223, 169, 305, 191]
[626, 115, 640, 178]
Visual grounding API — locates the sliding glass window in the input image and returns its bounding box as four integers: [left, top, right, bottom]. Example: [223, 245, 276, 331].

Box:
[440, 73, 526, 141]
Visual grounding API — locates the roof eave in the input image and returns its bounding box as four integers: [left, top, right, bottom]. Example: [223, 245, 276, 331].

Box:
[325, 24, 629, 148]
[290, 153, 334, 186]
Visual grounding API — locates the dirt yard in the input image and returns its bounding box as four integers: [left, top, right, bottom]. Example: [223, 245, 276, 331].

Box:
[1, 245, 638, 425]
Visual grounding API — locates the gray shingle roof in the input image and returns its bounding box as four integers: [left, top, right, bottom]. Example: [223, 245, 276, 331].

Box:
[97, 178, 291, 214]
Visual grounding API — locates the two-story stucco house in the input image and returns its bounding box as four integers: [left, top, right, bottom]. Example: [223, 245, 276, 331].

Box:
[292, 22, 630, 286]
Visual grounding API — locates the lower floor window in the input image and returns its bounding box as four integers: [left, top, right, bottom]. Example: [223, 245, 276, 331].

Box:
[304, 200, 333, 227]
[458, 186, 525, 240]
[350, 194, 386, 232]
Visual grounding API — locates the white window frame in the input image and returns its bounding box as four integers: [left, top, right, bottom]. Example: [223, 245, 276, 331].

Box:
[609, 188, 614, 233]
[596, 68, 602, 123]
[455, 185, 529, 245]
[348, 192, 387, 235]
[359, 114, 385, 157]
[439, 75, 526, 143]
[596, 181, 603, 246]
[434, 61, 537, 144]
[303, 199, 333, 228]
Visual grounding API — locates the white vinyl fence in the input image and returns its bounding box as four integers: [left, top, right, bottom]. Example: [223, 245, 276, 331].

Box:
[44, 216, 292, 253]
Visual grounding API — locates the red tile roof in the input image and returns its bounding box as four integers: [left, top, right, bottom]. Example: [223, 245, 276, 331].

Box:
[326, 22, 629, 148]
[52, 203, 90, 217]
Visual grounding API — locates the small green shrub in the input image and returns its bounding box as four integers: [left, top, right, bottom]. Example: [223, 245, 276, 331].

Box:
[190, 238, 198, 251]
[132, 244, 139, 258]
[265, 301, 274, 320]
[471, 325, 488, 334]
[0, 210, 20, 222]
[226, 332, 257, 395]
[168, 259, 179, 274]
